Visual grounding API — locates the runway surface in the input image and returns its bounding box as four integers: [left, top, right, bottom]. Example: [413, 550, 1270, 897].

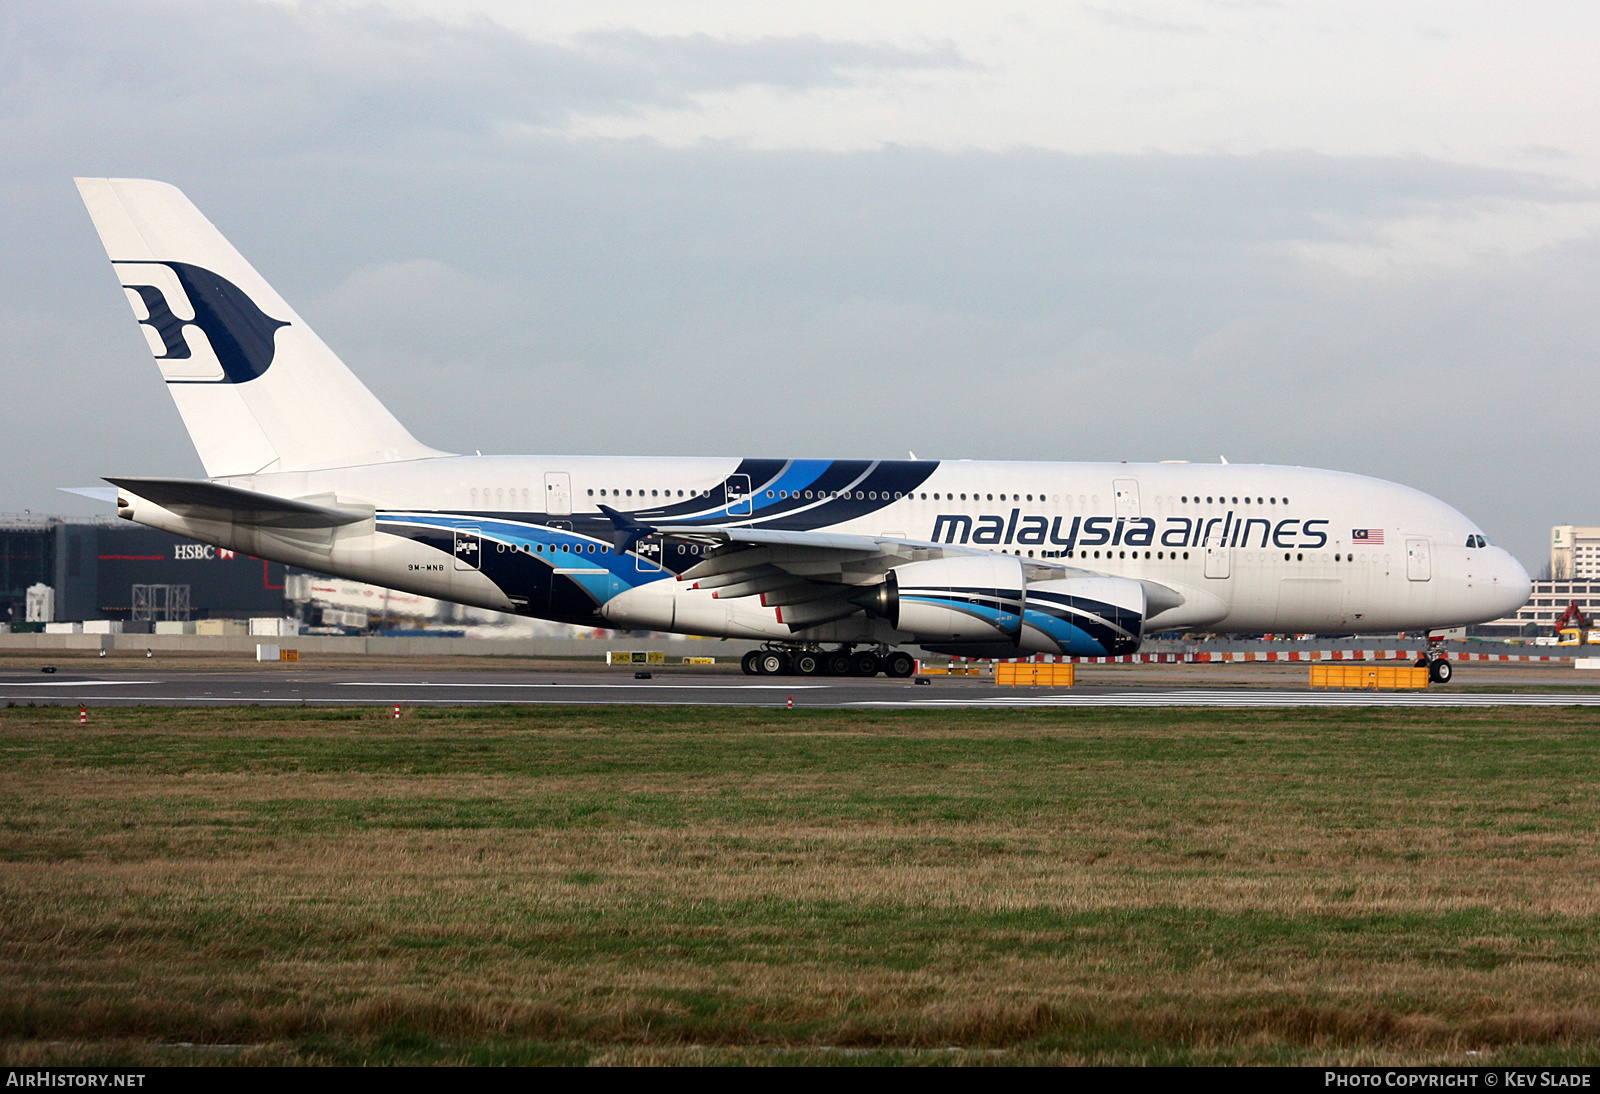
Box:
[5, 667, 1600, 708]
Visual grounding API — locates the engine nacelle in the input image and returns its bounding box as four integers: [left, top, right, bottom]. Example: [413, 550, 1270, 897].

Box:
[869, 555, 1025, 643]
[862, 557, 1147, 657]
[1020, 576, 1144, 656]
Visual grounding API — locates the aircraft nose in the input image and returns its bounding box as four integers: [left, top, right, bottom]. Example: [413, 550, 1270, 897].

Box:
[1486, 549, 1532, 619]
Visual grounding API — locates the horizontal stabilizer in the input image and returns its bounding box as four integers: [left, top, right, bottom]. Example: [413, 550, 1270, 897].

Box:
[105, 477, 372, 529]
[59, 486, 120, 503]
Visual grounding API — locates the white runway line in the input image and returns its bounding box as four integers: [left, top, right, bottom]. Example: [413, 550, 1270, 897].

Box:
[333, 681, 830, 690]
[0, 696, 815, 705]
[0, 679, 158, 687]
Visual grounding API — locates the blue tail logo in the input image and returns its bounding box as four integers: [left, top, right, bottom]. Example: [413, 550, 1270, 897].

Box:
[117, 261, 288, 384]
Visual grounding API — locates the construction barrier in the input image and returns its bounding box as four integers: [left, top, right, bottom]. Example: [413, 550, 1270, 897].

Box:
[963, 650, 1573, 665]
[919, 664, 985, 676]
[996, 662, 1075, 688]
[280, 648, 299, 662]
[1309, 664, 1429, 690]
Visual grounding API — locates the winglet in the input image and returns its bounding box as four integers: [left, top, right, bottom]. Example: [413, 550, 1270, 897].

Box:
[598, 504, 655, 554]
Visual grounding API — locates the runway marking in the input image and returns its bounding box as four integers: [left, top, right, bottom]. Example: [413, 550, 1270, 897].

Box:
[5, 687, 1600, 709]
[0, 679, 158, 687]
[0, 696, 823, 706]
[333, 681, 830, 690]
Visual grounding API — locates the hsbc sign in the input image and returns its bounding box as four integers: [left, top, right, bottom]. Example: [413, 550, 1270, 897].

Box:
[173, 544, 237, 560]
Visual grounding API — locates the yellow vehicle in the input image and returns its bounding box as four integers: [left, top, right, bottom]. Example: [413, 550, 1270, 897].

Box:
[1560, 627, 1588, 646]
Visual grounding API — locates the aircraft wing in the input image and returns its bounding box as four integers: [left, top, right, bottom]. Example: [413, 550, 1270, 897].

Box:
[105, 477, 373, 529]
[637, 520, 1092, 629]
[616, 517, 1195, 633]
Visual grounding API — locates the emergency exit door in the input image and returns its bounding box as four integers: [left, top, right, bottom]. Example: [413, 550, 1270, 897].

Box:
[1406, 538, 1432, 581]
[1114, 479, 1141, 519]
[454, 528, 482, 571]
[1204, 546, 1231, 579]
[544, 472, 571, 517]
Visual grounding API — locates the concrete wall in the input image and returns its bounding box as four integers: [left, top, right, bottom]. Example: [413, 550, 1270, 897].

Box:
[0, 632, 767, 659]
[0, 632, 1551, 660]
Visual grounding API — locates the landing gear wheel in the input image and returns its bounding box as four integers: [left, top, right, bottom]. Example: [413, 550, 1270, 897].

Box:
[794, 652, 821, 676]
[741, 651, 762, 676]
[1429, 658, 1452, 684]
[757, 651, 789, 676]
[826, 651, 853, 676]
[883, 651, 916, 678]
[850, 651, 881, 677]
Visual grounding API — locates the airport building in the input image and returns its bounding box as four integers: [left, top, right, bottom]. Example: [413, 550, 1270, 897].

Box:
[1488, 579, 1600, 632]
[0, 514, 287, 627]
[1550, 526, 1600, 579]
[0, 513, 579, 638]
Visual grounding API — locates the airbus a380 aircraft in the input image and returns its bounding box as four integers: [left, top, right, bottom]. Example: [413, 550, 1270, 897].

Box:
[75, 178, 1531, 681]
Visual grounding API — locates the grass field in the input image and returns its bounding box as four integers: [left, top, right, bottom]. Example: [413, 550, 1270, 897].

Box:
[3, 702, 1600, 1066]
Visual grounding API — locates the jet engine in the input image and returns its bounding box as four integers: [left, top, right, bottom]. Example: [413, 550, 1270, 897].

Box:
[1018, 575, 1144, 656]
[855, 554, 1025, 644]
[856, 555, 1147, 658]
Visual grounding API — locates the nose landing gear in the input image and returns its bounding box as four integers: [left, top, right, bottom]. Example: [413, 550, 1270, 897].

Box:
[1414, 634, 1454, 683]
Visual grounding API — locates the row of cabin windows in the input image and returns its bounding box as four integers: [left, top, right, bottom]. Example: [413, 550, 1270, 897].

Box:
[759, 491, 1295, 504]
[491, 487, 1303, 507]
[499, 543, 608, 554]
[587, 489, 702, 498]
[532, 487, 1297, 506]
[503, 542, 1380, 563]
[498, 542, 714, 556]
[1029, 550, 1370, 562]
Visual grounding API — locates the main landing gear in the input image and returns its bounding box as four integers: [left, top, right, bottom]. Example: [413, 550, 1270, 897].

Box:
[1414, 635, 1454, 683]
[741, 645, 916, 678]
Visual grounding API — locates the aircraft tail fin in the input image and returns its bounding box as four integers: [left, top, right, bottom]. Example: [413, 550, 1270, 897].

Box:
[75, 178, 449, 477]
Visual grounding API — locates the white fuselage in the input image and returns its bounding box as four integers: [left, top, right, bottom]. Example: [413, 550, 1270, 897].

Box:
[120, 454, 1531, 646]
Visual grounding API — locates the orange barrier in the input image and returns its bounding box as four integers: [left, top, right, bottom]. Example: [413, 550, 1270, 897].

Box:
[996, 662, 1075, 688]
[1309, 664, 1429, 689]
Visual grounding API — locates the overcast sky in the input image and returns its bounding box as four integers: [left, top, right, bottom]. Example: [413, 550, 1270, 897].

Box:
[4, 0, 1597, 570]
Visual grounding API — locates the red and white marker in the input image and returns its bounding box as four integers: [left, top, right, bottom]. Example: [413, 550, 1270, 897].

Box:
[786, 696, 793, 710]
[393, 704, 401, 719]
[78, 705, 87, 726]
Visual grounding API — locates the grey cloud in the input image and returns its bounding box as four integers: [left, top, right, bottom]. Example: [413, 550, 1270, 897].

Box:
[0, 1, 1592, 571]
[1081, 5, 1210, 36]
[0, 0, 968, 160]
[571, 29, 971, 96]
[268, 143, 1593, 569]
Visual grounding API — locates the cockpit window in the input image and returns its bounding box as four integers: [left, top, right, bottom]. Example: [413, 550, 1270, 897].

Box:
[1465, 534, 1488, 548]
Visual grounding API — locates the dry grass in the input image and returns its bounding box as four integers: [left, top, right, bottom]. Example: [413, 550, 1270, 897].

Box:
[3, 704, 1600, 1065]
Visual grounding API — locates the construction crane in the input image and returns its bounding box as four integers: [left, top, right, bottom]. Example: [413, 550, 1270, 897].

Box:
[1553, 600, 1590, 645]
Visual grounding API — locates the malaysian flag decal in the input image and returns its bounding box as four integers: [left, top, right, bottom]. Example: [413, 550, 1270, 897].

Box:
[1352, 528, 1385, 544]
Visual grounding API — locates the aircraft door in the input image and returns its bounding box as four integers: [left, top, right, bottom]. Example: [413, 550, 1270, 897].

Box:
[544, 472, 572, 517]
[1406, 538, 1432, 582]
[1204, 546, 1231, 579]
[454, 528, 482, 571]
[1114, 479, 1141, 519]
[635, 534, 665, 572]
[727, 474, 752, 516]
